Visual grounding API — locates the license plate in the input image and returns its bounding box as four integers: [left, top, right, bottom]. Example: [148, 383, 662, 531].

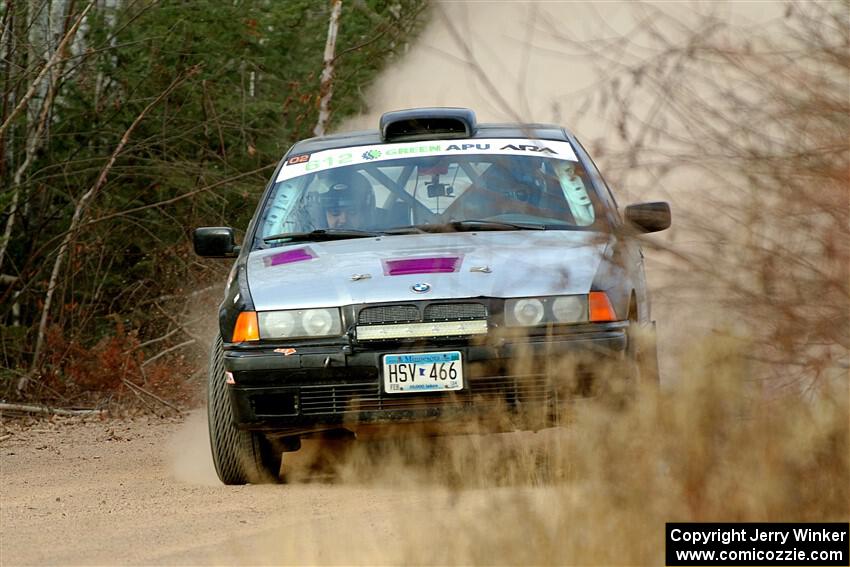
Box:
[383, 351, 463, 394]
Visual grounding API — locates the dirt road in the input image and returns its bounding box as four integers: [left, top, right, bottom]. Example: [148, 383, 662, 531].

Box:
[1, 411, 567, 566]
[4, 386, 840, 566]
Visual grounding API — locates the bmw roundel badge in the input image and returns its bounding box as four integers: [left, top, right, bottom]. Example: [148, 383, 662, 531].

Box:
[411, 283, 431, 293]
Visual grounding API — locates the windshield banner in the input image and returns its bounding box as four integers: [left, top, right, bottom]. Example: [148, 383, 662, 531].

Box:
[276, 138, 579, 182]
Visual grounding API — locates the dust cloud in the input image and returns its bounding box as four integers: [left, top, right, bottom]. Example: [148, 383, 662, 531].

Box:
[340, 2, 780, 128]
[340, 1, 787, 383]
[167, 409, 220, 486]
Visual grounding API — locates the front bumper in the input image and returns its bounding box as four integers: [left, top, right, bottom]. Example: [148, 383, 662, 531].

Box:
[224, 323, 627, 435]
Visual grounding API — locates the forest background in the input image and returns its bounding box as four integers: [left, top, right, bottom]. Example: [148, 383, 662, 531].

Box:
[0, 0, 427, 408]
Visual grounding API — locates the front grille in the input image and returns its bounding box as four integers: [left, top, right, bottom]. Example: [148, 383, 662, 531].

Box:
[299, 383, 381, 414]
[357, 302, 487, 326]
[298, 374, 552, 415]
[424, 303, 487, 321]
[358, 305, 419, 324]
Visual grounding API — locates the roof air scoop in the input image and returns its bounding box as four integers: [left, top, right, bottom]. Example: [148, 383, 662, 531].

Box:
[380, 107, 477, 143]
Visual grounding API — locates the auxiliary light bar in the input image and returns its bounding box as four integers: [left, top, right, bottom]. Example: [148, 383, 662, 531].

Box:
[356, 320, 488, 341]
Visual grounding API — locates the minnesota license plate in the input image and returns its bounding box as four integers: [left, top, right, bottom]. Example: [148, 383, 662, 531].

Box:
[383, 351, 463, 394]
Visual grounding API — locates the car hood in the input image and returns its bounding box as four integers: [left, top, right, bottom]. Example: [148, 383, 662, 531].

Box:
[247, 231, 611, 311]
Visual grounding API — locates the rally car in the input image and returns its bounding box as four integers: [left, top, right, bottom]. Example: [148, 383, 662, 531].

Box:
[194, 107, 671, 484]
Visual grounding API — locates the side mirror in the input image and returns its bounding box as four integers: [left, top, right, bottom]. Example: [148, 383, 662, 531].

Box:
[624, 202, 671, 233]
[193, 227, 239, 257]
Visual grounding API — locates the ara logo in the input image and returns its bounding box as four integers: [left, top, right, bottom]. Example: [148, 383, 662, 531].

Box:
[362, 149, 382, 160]
[500, 144, 557, 154]
[445, 143, 491, 151]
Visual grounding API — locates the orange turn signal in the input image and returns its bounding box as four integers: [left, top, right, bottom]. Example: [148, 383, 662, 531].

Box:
[589, 292, 617, 322]
[232, 311, 259, 342]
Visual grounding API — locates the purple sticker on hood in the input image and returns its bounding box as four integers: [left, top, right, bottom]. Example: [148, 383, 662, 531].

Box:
[264, 247, 316, 267]
[384, 257, 460, 276]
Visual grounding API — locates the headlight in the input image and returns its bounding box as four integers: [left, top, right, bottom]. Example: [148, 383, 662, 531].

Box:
[303, 309, 336, 335]
[259, 310, 297, 337]
[505, 295, 588, 327]
[258, 308, 342, 338]
[507, 298, 545, 326]
[551, 296, 586, 322]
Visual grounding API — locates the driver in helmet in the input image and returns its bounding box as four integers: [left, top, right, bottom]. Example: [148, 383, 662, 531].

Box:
[319, 170, 375, 229]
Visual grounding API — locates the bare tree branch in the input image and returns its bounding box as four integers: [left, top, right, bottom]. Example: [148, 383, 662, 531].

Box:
[140, 339, 195, 369]
[21, 66, 200, 392]
[121, 379, 182, 414]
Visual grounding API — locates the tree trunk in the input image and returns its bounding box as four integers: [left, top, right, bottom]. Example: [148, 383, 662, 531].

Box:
[0, 2, 90, 274]
[0, 2, 92, 138]
[313, 0, 342, 137]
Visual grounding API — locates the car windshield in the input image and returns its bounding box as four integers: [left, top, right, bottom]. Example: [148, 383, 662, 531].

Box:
[254, 138, 604, 248]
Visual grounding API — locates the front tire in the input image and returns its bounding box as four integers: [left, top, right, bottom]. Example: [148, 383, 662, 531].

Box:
[208, 334, 282, 485]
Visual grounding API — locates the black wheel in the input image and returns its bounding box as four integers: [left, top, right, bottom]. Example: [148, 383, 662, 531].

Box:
[207, 334, 282, 484]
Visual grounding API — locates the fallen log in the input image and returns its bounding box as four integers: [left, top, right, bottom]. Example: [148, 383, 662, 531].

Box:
[0, 403, 105, 417]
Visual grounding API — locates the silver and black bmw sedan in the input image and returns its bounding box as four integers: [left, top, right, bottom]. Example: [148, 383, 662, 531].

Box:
[194, 107, 671, 484]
